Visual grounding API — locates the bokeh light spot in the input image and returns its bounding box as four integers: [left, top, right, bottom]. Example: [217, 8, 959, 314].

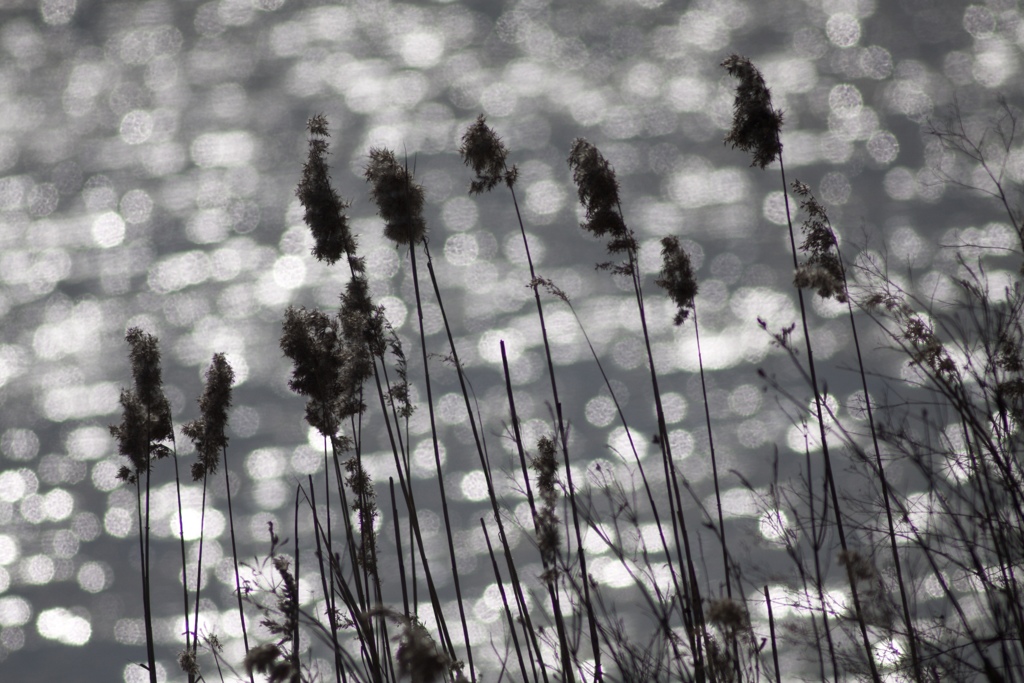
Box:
[119, 110, 153, 145]
[40, 0, 76, 25]
[77, 561, 111, 593]
[1, 429, 39, 462]
[92, 212, 126, 248]
[867, 131, 899, 164]
[400, 32, 444, 68]
[37, 607, 91, 646]
[826, 13, 861, 47]
[585, 396, 616, 427]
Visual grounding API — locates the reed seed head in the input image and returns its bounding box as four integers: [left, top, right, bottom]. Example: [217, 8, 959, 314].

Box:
[721, 54, 784, 169]
[364, 147, 427, 246]
[178, 649, 199, 677]
[656, 235, 699, 325]
[568, 138, 637, 271]
[396, 618, 449, 683]
[838, 550, 877, 582]
[181, 353, 234, 480]
[459, 115, 517, 193]
[280, 306, 346, 437]
[902, 314, 959, 378]
[110, 328, 173, 483]
[568, 138, 624, 234]
[707, 598, 749, 633]
[792, 180, 848, 303]
[345, 456, 379, 576]
[124, 327, 171, 419]
[297, 114, 357, 267]
[532, 435, 562, 581]
[244, 643, 298, 683]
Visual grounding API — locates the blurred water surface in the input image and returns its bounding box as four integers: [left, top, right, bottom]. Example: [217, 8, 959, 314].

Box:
[1, 0, 1022, 679]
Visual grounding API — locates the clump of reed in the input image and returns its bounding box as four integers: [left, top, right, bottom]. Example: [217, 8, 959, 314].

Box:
[105, 57, 1023, 683]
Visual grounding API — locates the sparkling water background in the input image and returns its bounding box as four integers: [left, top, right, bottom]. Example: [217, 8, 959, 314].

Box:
[1, 0, 1023, 680]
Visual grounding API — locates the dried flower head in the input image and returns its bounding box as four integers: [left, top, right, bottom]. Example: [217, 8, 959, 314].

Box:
[902, 314, 958, 378]
[459, 115, 518, 193]
[178, 649, 199, 677]
[297, 115, 357, 267]
[838, 550, 877, 582]
[396, 618, 450, 683]
[244, 643, 298, 683]
[721, 54, 784, 169]
[124, 327, 173, 422]
[364, 147, 427, 246]
[345, 456, 379, 575]
[707, 598, 749, 633]
[280, 306, 346, 437]
[995, 331, 1024, 424]
[532, 435, 561, 581]
[382, 317, 414, 419]
[791, 181, 848, 303]
[181, 353, 234, 481]
[280, 295, 375, 439]
[529, 276, 570, 303]
[567, 138, 637, 272]
[110, 328, 173, 483]
[656, 236, 699, 325]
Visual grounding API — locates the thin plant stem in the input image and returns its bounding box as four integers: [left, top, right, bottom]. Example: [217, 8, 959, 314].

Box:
[538, 282, 695, 661]
[407, 242, 476, 681]
[389, 480, 409, 618]
[764, 585, 781, 683]
[221, 445, 254, 683]
[191, 473, 209, 658]
[135, 471, 157, 683]
[422, 251, 548, 682]
[501, 340, 576, 683]
[292, 488, 301, 675]
[370, 361, 455, 662]
[835, 238, 923, 682]
[776, 150, 880, 682]
[307, 474, 344, 683]
[691, 304, 730, 599]
[170, 443, 194, 681]
[619, 215, 708, 680]
[480, 519, 532, 683]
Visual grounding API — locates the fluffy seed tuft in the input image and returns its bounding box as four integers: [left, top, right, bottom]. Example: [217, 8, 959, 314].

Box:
[721, 54, 784, 169]
[181, 353, 234, 480]
[459, 115, 517, 193]
[296, 115, 357, 267]
[656, 236, 699, 325]
[364, 148, 427, 246]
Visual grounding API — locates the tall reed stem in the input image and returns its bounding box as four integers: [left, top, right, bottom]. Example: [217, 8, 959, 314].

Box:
[406, 242, 475, 681]
[776, 152, 880, 682]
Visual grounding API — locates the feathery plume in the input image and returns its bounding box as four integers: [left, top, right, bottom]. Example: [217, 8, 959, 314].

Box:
[280, 306, 346, 437]
[345, 456, 379, 575]
[567, 138, 637, 271]
[181, 353, 235, 481]
[532, 435, 561, 582]
[707, 598, 750, 633]
[280, 301, 373, 439]
[245, 643, 299, 683]
[296, 114, 357, 268]
[110, 328, 173, 483]
[721, 54, 784, 169]
[791, 181, 847, 303]
[656, 236, 699, 325]
[364, 147, 427, 246]
[838, 550, 877, 582]
[396, 618, 451, 683]
[459, 115, 518, 194]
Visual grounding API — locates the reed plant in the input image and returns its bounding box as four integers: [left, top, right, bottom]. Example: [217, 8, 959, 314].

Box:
[104, 55, 1024, 683]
